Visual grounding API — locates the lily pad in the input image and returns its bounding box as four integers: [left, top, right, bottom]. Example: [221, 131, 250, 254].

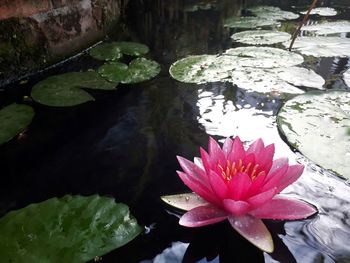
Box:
[0, 195, 143, 263]
[277, 90, 350, 178]
[224, 16, 280, 28]
[114, 42, 150, 57]
[90, 42, 123, 61]
[344, 69, 350, 87]
[300, 7, 337, 16]
[161, 193, 207, 211]
[231, 30, 291, 45]
[284, 37, 350, 57]
[301, 21, 350, 35]
[0, 104, 34, 145]
[247, 6, 299, 20]
[225, 47, 304, 68]
[98, 62, 129, 83]
[122, 58, 161, 84]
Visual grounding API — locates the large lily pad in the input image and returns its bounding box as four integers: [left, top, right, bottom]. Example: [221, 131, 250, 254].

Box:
[284, 37, 350, 57]
[89, 42, 123, 61]
[301, 21, 350, 35]
[344, 69, 350, 87]
[277, 90, 350, 178]
[0, 104, 34, 145]
[224, 16, 280, 28]
[247, 6, 299, 20]
[0, 195, 143, 263]
[300, 7, 337, 16]
[31, 72, 117, 107]
[231, 30, 291, 45]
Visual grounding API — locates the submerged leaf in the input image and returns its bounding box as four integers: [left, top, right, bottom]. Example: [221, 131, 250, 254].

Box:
[0, 104, 34, 145]
[277, 90, 350, 178]
[0, 195, 142, 263]
[231, 30, 291, 45]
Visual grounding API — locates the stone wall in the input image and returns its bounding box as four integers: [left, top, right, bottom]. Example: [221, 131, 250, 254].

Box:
[0, 0, 127, 84]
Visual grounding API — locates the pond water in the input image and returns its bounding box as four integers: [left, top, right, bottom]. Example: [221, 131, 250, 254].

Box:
[1, 0, 350, 262]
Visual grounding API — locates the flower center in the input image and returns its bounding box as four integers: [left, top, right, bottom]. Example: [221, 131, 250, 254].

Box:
[218, 160, 259, 181]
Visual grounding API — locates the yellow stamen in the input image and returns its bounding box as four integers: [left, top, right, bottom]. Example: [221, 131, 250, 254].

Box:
[244, 162, 252, 174]
[250, 164, 260, 180]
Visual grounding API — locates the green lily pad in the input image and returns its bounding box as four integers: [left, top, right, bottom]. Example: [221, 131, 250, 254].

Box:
[89, 42, 123, 61]
[344, 69, 350, 87]
[277, 90, 350, 178]
[115, 42, 150, 57]
[301, 21, 350, 35]
[284, 37, 350, 57]
[98, 62, 129, 83]
[0, 104, 34, 145]
[31, 72, 117, 107]
[247, 6, 299, 20]
[300, 7, 337, 16]
[224, 16, 280, 29]
[122, 58, 161, 84]
[231, 30, 291, 45]
[0, 195, 143, 263]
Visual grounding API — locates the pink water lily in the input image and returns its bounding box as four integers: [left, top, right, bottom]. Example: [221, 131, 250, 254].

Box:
[176, 137, 317, 253]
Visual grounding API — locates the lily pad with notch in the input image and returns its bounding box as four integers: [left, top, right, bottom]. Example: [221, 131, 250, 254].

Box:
[277, 90, 350, 178]
[0, 103, 34, 145]
[247, 6, 299, 20]
[89, 42, 123, 61]
[0, 195, 143, 263]
[231, 30, 291, 45]
[114, 42, 150, 57]
[224, 16, 281, 29]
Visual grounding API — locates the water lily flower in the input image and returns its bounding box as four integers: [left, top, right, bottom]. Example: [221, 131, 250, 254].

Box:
[175, 137, 317, 253]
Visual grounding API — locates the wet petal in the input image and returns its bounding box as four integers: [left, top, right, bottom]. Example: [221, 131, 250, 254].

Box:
[247, 188, 277, 208]
[262, 163, 289, 192]
[209, 170, 229, 200]
[256, 144, 275, 173]
[208, 137, 226, 166]
[177, 156, 209, 187]
[228, 136, 245, 163]
[223, 137, 233, 158]
[276, 165, 304, 193]
[228, 172, 252, 200]
[200, 147, 213, 174]
[228, 214, 274, 253]
[223, 199, 250, 216]
[250, 196, 317, 220]
[247, 138, 264, 155]
[179, 205, 227, 227]
[247, 171, 266, 196]
[268, 157, 289, 174]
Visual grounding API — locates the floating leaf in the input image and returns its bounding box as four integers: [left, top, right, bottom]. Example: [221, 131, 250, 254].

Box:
[224, 16, 280, 28]
[98, 62, 129, 83]
[344, 68, 350, 87]
[0, 195, 143, 263]
[225, 47, 304, 68]
[62, 72, 117, 90]
[90, 42, 123, 61]
[0, 104, 34, 145]
[115, 42, 150, 57]
[122, 58, 161, 84]
[161, 193, 207, 211]
[277, 90, 350, 178]
[231, 30, 291, 45]
[301, 21, 350, 35]
[284, 36, 350, 57]
[247, 6, 299, 20]
[300, 7, 337, 16]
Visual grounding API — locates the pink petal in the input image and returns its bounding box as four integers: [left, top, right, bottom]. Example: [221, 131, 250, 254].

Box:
[246, 138, 264, 155]
[261, 163, 289, 192]
[268, 157, 289, 175]
[228, 215, 274, 253]
[179, 205, 227, 227]
[228, 172, 252, 200]
[247, 171, 266, 196]
[228, 136, 245, 163]
[200, 147, 212, 174]
[276, 165, 304, 193]
[247, 188, 277, 208]
[208, 170, 229, 200]
[250, 196, 317, 220]
[177, 171, 220, 205]
[208, 137, 226, 166]
[222, 137, 233, 158]
[255, 144, 275, 173]
[177, 156, 210, 187]
[223, 199, 251, 216]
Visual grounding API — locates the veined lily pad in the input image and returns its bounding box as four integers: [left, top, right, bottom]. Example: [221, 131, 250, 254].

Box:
[247, 6, 299, 20]
[98, 62, 129, 83]
[114, 42, 150, 57]
[231, 30, 291, 45]
[277, 90, 350, 178]
[300, 7, 337, 16]
[344, 69, 350, 87]
[90, 42, 123, 61]
[225, 47, 304, 68]
[0, 195, 143, 263]
[301, 21, 350, 35]
[31, 72, 117, 107]
[284, 37, 350, 57]
[224, 16, 280, 28]
[0, 104, 34, 145]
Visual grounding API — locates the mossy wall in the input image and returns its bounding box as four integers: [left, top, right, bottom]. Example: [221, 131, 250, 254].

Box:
[0, 0, 128, 85]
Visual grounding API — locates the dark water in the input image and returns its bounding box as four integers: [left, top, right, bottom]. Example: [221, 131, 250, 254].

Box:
[1, 0, 350, 262]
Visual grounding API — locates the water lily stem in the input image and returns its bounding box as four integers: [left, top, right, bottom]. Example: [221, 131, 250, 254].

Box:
[289, 0, 318, 51]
